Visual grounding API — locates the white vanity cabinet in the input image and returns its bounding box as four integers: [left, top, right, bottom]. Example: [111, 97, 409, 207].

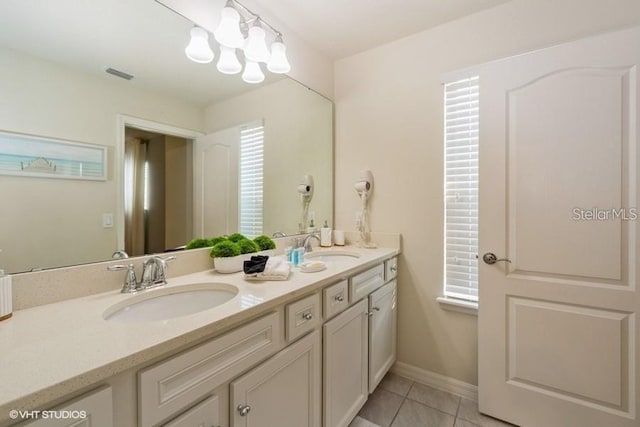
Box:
[230, 330, 321, 427]
[323, 259, 398, 427]
[131, 255, 397, 427]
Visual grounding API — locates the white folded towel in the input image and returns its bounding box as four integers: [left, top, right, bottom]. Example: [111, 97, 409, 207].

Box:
[245, 257, 291, 281]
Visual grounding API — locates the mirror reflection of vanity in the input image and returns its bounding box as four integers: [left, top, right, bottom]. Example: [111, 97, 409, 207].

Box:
[0, 0, 333, 274]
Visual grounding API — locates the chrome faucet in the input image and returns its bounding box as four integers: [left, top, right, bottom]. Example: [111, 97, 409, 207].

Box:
[141, 256, 176, 289]
[272, 231, 287, 238]
[303, 233, 321, 253]
[111, 250, 129, 259]
[107, 255, 176, 293]
[107, 263, 139, 293]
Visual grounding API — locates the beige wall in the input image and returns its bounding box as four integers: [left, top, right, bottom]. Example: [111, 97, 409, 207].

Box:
[333, 0, 640, 385]
[0, 46, 204, 272]
[205, 78, 333, 237]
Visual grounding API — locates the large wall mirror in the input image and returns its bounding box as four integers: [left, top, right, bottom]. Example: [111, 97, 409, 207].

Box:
[0, 0, 333, 274]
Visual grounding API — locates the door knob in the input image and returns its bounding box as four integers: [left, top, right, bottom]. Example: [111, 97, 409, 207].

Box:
[482, 253, 511, 265]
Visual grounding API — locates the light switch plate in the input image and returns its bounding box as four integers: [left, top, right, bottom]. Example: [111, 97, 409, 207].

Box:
[102, 213, 114, 228]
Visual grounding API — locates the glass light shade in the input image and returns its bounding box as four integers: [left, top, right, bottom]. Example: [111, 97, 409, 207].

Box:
[184, 27, 214, 64]
[214, 6, 245, 49]
[242, 60, 265, 84]
[267, 41, 290, 73]
[217, 46, 242, 74]
[244, 25, 271, 63]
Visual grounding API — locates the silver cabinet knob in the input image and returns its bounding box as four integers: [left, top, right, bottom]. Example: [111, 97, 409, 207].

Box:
[390, 265, 397, 272]
[482, 253, 511, 265]
[334, 295, 344, 302]
[366, 307, 380, 317]
[237, 404, 251, 416]
[302, 312, 313, 320]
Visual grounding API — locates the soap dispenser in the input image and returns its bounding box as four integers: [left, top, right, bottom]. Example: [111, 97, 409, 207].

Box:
[0, 250, 12, 321]
[320, 220, 332, 247]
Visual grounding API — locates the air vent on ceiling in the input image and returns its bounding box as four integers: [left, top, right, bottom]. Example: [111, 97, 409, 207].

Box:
[105, 67, 134, 80]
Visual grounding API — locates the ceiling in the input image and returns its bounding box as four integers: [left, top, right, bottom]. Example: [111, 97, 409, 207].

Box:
[0, 0, 510, 107]
[0, 0, 282, 107]
[246, 0, 512, 59]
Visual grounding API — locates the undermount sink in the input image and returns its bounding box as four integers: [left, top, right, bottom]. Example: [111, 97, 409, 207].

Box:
[304, 250, 361, 263]
[103, 283, 238, 323]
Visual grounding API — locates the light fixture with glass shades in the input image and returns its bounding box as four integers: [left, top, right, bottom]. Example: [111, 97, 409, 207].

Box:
[185, 0, 290, 84]
[184, 27, 215, 64]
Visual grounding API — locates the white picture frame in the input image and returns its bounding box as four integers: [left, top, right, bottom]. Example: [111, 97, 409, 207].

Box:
[0, 131, 107, 181]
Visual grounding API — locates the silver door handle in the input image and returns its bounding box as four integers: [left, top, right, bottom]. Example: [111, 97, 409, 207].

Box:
[482, 253, 511, 265]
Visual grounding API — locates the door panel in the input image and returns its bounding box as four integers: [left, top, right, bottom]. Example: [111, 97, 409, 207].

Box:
[507, 297, 630, 408]
[193, 127, 239, 237]
[508, 68, 631, 282]
[479, 26, 639, 427]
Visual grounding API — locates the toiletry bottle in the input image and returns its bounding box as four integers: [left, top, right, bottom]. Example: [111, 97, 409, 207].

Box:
[307, 218, 316, 233]
[321, 220, 332, 247]
[0, 251, 12, 321]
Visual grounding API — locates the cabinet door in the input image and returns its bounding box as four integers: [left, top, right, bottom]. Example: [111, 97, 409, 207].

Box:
[368, 280, 397, 393]
[230, 330, 321, 427]
[24, 386, 112, 427]
[323, 299, 369, 427]
[163, 394, 220, 427]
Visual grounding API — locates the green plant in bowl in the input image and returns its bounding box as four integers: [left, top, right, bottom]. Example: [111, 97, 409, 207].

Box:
[237, 239, 260, 254]
[253, 235, 276, 251]
[185, 238, 213, 249]
[227, 233, 248, 243]
[209, 236, 228, 246]
[210, 241, 241, 258]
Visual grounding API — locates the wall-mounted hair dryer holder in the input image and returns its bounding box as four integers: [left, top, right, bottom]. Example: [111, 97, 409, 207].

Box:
[354, 170, 376, 248]
[298, 175, 314, 232]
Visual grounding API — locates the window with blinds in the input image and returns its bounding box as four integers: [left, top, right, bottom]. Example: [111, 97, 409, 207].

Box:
[239, 122, 264, 238]
[444, 76, 479, 302]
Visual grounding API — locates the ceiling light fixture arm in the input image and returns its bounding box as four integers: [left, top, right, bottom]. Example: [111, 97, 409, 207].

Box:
[229, 0, 282, 38]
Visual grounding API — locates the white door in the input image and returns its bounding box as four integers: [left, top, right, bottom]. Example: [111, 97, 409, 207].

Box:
[478, 27, 639, 426]
[193, 127, 239, 237]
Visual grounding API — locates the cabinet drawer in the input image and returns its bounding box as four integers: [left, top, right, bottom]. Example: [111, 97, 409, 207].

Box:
[323, 280, 349, 319]
[349, 264, 385, 303]
[286, 293, 321, 342]
[163, 394, 219, 427]
[385, 257, 398, 281]
[139, 311, 282, 427]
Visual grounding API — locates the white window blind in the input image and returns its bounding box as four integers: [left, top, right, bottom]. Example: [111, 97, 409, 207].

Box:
[239, 122, 264, 238]
[444, 76, 479, 302]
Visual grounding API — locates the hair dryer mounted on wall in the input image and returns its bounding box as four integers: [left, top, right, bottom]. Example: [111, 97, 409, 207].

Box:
[298, 175, 314, 233]
[354, 170, 376, 248]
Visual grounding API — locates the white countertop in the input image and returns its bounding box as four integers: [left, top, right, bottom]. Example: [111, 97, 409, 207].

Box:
[0, 245, 398, 421]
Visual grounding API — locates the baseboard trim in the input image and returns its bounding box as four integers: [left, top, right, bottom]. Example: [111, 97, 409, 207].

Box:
[391, 362, 478, 401]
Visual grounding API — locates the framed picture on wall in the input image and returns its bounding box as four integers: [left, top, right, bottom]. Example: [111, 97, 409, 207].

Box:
[0, 131, 107, 181]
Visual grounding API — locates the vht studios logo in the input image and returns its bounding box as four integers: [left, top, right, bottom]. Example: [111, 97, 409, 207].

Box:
[572, 208, 637, 221]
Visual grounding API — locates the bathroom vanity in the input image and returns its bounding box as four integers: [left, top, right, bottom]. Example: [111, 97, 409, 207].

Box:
[0, 241, 399, 427]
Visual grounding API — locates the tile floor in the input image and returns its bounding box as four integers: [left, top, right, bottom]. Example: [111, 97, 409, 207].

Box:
[349, 373, 516, 427]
